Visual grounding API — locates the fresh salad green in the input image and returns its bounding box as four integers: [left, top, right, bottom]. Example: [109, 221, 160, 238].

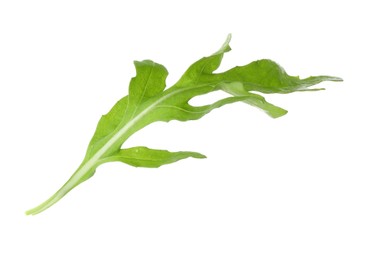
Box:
[26, 35, 342, 215]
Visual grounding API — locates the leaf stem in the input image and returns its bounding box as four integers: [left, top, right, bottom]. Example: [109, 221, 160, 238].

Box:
[25, 163, 96, 215]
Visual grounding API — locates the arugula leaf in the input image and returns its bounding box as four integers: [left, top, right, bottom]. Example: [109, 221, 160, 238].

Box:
[99, 146, 206, 168]
[26, 34, 342, 215]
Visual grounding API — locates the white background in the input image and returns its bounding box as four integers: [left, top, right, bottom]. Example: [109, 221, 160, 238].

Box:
[0, 0, 387, 259]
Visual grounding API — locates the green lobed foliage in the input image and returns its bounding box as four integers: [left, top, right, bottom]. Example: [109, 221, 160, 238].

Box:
[26, 35, 342, 215]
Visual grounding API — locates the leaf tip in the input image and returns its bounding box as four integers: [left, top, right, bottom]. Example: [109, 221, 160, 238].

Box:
[192, 152, 207, 159]
[213, 34, 232, 55]
[269, 108, 288, 118]
[331, 76, 343, 82]
[318, 76, 343, 82]
[226, 33, 232, 42]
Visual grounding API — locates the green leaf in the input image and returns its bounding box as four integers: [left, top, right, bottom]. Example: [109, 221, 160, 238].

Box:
[85, 60, 169, 160]
[220, 82, 288, 118]
[209, 59, 342, 94]
[100, 146, 206, 168]
[174, 34, 232, 87]
[26, 35, 342, 215]
[85, 96, 127, 160]
[127, 60, 168, 116]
